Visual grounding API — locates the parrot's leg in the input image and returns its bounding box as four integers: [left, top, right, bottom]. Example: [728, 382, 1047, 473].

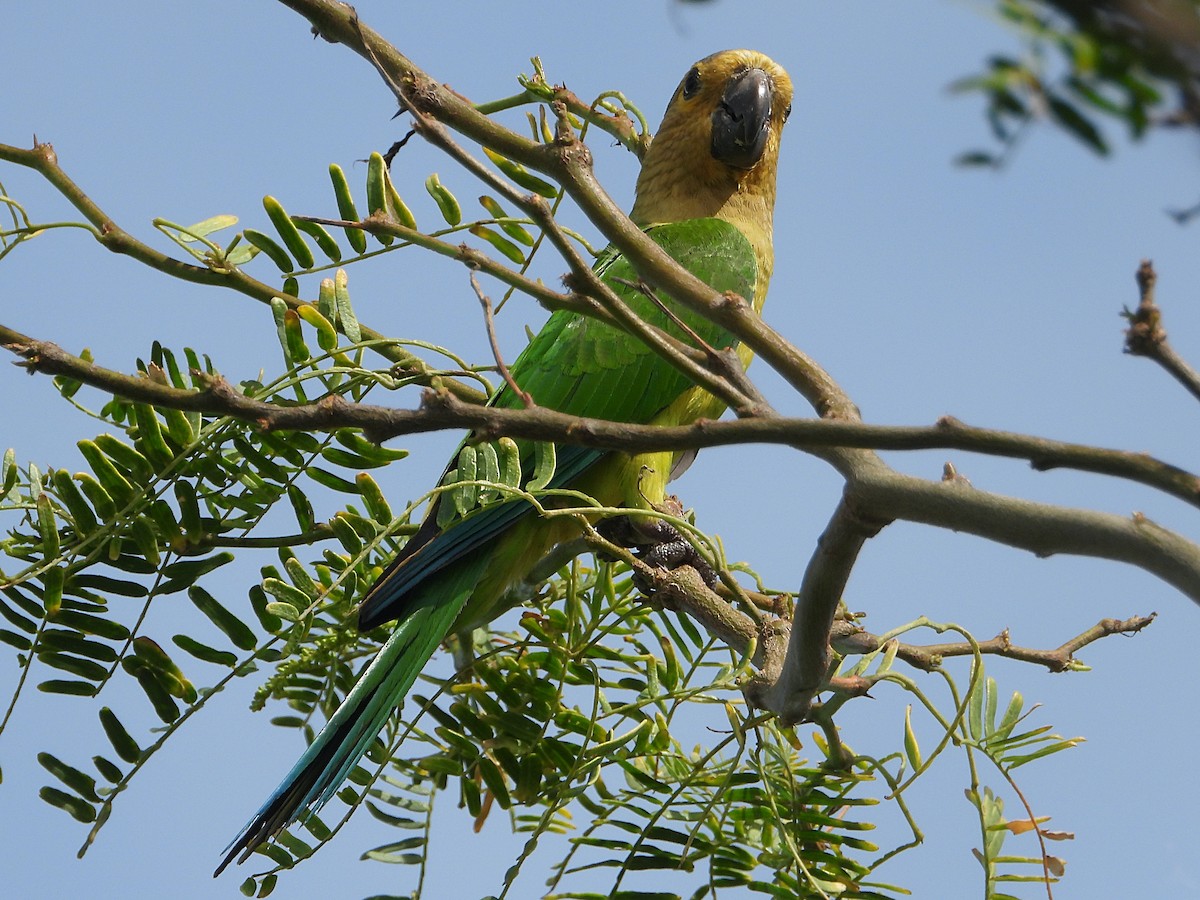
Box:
[637, 531, 716, 585]
[597, 497, 717, 588]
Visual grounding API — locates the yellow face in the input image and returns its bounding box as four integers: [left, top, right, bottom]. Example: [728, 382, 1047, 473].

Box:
[632, 50, 793, 229]
[664, 49, 793, 172]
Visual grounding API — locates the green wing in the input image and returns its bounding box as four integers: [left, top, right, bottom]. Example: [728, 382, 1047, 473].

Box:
[498, 217, 756, 421]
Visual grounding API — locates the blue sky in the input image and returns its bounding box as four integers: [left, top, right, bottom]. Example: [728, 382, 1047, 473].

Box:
[3, 1, 1199, 897]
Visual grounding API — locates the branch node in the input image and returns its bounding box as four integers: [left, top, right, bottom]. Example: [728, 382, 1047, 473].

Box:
[716, 290, 749, 313]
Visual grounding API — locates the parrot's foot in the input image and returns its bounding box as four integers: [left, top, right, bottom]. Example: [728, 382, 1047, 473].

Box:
[597, 497, 717, 589]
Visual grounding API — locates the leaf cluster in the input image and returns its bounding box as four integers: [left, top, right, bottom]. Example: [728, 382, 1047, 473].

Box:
[953, 0, 1194, 167]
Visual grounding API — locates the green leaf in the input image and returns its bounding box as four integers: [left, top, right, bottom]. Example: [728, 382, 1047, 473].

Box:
[39, 786, 96, 823]
[483, 147, 558, 197]
[478, 221, 530, 263]
[333, 268, 360, 343]
[51, 610, 130, 642]
[424, 173, 462, 226]
[172, 633, 238, 666]
[36, 493, 61, 559]
[329, 163, 368, 254]
[37, 679, 97, 696]
[263, 195, 315, 270]
[527, 441, 556, 491]
[264, 601, 301, 623]
[177, 214, 239, 241]
[355, 473, 393, 524]
[38, 752, 100, 802]
[92, 755, 123, 784]
[0, 629, 33, 650]
[1047, 95, 1108, 155]
[67, 574, 148, 598]
[40, 630, 118, 662]
[478, 195, 534, 246]
[133, 636, 196, 702]
[131, 404, 174, 469]
[955, 150, 998, 168]
[131, 666, 180, 722]
[365, 152, 395, 244]
[76, 439, 135, 506]
[287, 485, 315, 533]
[307, 467, 360, 494]
[39, 652, 109, 682]
[292, 217, 342, 263]
[160, 551, 235, 588]
[2, 447, 18, 495]
[243, 229, 293, 272]
[188, 585, 258, 651]
[265, 573, 314, 609]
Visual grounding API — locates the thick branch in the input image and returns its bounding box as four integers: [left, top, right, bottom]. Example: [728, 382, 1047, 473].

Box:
[746, 499, 881, 723]
[8, 332, 1200, 512]
[850, 469, 1200, 606]
[578, 525, 788, 678]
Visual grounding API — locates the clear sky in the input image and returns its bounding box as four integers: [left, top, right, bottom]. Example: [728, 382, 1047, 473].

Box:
[3, 1, 1198, 897]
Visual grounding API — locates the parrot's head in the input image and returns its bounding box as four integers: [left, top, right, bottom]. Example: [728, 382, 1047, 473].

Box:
[630, 49, 792, 249]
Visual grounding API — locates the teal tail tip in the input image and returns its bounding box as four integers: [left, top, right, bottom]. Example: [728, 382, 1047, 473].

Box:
[213, 711, 357, 876]
[213, 772, 309, 876]
[216, 530, 482, 875]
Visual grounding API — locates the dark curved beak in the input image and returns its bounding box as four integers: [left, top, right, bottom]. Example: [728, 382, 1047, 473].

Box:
[711, 67, 773, 169]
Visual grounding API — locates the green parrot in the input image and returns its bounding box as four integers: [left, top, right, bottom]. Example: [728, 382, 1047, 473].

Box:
[218, 48, 792, 874]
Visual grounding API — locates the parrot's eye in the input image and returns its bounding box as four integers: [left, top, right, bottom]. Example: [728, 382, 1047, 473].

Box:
[783, 103, 792, 123]
[682, 67, 701, 99]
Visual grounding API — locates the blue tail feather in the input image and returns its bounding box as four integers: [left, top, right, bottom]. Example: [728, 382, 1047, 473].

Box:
[215, 553, 488, 876]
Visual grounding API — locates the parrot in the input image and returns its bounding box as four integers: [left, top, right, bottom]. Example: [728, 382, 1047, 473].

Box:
[217, 48, 792, 874]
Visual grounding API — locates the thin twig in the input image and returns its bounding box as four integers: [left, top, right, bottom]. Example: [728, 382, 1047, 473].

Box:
[614, 275, 718, 357]
[470, 271, 531, 407]
[831, 613, 1157, 672]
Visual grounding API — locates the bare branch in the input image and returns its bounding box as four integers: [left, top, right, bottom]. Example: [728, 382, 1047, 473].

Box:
[9, 326, 1200, 513]
[1123, 259, 1200, 402]
[852, 469, 1200, 605]
[746, 499, 882, 723]
[832, 613, 1158, 672]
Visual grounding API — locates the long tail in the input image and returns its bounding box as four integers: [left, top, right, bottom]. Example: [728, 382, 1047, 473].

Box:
[215, 561, 483, 876]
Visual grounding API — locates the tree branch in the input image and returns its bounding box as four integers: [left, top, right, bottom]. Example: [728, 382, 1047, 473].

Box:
[8, 330, 1199, 510]
[746, 499, 882, 723]
[831, 613, 1158, 673]
[0, 139, 487, 405]
[851, 469, 1200, 605]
